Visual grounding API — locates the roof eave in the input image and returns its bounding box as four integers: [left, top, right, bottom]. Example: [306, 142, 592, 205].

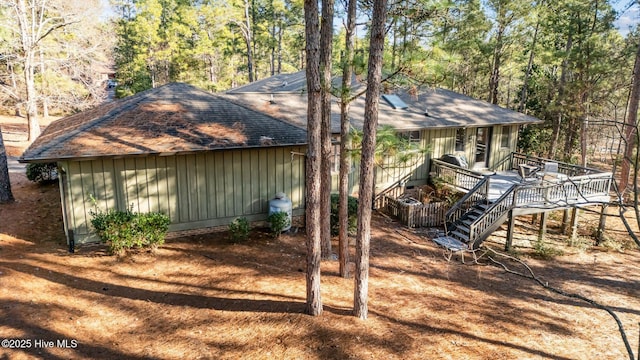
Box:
[19, 142, 309, 163]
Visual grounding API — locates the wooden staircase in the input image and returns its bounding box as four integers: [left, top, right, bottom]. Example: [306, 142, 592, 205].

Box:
[445, 177, 515, 249]
[443, 172, 612, 249]
[430, 152, 614, 250]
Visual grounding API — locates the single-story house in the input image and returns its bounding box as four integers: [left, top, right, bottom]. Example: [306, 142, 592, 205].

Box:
[21, 73, 544, 247]
[20, 83, 308, 245]
[224, 71, 543, 194]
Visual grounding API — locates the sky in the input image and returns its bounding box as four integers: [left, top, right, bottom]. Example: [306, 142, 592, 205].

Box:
[614, 0, 640, 36]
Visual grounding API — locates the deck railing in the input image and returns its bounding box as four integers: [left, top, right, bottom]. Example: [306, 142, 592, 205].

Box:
[431, 159, 485, 191]
[461, 172, 612, 246]
[493, 152, 603, 177]
[513, 172, 613, 209]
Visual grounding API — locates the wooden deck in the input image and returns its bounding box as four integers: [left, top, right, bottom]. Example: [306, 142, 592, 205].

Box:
[432, 153, 613, 248]
[486, 171, 611, 213]
[433, 154, 612, 212]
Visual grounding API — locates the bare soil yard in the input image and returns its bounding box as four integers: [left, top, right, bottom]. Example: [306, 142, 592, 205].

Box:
[1, 116, 639, 359]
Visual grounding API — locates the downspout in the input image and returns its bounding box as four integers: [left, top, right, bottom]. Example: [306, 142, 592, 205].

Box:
[57, 164, 74, 252]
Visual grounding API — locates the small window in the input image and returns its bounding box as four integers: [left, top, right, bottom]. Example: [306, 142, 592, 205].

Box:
[398, 130, 421, 143]
[455, 128, 465, 152]
[500, 126, 511, 148]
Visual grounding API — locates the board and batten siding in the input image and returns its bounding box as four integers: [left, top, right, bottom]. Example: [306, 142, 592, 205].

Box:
[421, 127, 458, 172]
[365, 125, 521, 194]
[489, 125, 518, 169]
[58, 146, 306, 244]
[374, 128, 446, 193]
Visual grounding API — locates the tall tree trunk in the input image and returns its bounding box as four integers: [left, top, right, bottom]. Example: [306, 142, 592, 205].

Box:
[40, 49, 48, 119]
[580, 103, 589, 167]
[339, 0, 357, 278]
[244, 0, 254, 83]
[390, 17, 397, 70]
[0, 128, 14, 204]
[518, 18, 539, 113]
[303, 0, 323, 316]
[563, 124, 575, 162]
[488, 19, 506, 105]
[270, 2, 276, 77]
[24, 53, 40, 141]
[271, 21, 276, 76]
[12, 0, 76, 140]
[8, 62, 22, 117]
[14, 0, 40, 141]
[319, 0, 335, 259]
[548, 34, 573, 159]
[354, 0, 388, 320]
[619, 34, 640, 194]
[277, 24, 283, 73]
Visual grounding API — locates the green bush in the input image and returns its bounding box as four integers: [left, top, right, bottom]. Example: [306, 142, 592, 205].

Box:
[330, 194, 358, 236]
[26, 162, 58, 183]
[228, 217, 251, 242]
[267, 211, 290, 239]
[90, 206, 170, 255]
[533, 238, 564, 259]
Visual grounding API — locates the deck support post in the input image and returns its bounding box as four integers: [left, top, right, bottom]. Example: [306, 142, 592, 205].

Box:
[569, 207, 579, 245]
[561, 209, 570, 234]
[505, 210, 515, 251]
[596, 204, 608, 245]
[538, 211, 548, 241]
[531, 213, 538, 225]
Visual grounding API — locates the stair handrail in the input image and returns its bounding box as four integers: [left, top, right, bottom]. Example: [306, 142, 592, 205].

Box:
[445, 176, 490, 225]
[467, 184, 517, 247]
[490, 152, 514, 172]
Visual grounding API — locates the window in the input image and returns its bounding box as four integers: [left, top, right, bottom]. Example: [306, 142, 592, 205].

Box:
[455, 128, 465, 152]
[398, 130, 421, 144]
[500, 126, 511, 148]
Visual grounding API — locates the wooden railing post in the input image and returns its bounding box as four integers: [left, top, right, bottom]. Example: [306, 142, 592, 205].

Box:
[505, 209, 515, 251]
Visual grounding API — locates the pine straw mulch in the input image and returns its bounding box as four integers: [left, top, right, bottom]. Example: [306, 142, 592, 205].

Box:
[1, 116, 639, 359]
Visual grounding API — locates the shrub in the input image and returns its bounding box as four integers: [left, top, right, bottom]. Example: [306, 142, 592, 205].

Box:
[90, 205, 170, 255]
[330, 194, 358, 236]
[267, 211, 290, 239]
[532, 238, 564, 259]
[26, 162, 58, 183]
[228, 217, 251, 242]
[430, 176, 463, 205]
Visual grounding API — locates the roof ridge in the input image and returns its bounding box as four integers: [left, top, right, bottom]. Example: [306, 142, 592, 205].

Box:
[218, 93, 309, 133]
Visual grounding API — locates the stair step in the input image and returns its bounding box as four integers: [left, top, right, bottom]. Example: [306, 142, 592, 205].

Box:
[475, 203, 490, 210]
[455, 225, 470, 234]
[461, 219, 474, 227]
[467, 212, 482, 220]
[450, 231, 470, 243]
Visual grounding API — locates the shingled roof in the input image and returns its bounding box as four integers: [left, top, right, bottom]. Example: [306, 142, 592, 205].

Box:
[20, 83, 307, 162]
[224, 72, 542, 133]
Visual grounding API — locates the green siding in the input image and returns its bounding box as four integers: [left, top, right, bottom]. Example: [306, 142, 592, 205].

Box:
[63, 147, 307, 244]
[489, 125, 518, 169]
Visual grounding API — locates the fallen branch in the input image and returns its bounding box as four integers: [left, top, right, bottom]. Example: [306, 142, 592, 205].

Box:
[483, 247, 636, 360]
